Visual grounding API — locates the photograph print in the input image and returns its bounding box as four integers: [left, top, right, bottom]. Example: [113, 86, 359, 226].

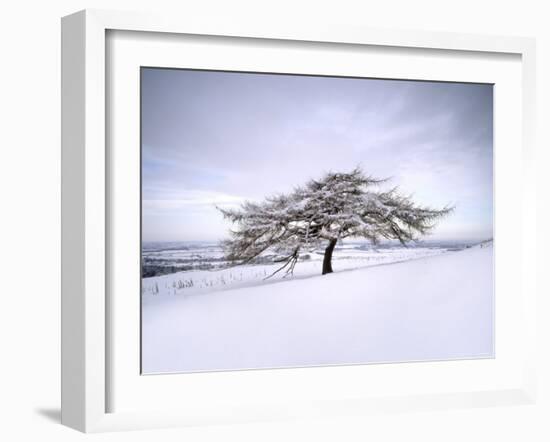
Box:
[141, 68, 494, 374]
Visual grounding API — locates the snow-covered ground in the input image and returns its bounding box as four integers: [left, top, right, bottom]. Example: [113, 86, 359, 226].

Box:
[142, 242, 494, 374]
[142, 243, 455, 296]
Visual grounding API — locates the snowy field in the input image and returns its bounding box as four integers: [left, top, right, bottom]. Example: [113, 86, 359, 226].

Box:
[142, 241, 464, 296]
[141, 241, 494, 374]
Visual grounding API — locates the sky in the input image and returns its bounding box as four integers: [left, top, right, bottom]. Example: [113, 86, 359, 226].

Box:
[141, 68, 493, 243]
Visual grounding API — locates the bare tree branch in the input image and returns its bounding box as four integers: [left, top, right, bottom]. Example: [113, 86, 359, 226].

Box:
[218, 166, 453, 276]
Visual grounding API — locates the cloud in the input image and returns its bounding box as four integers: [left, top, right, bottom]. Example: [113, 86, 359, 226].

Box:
[141, 69, 493, 242]
[143, 191, 246, 209]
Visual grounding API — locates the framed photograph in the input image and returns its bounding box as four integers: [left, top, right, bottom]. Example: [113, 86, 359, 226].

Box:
[61, 9, 537, 432]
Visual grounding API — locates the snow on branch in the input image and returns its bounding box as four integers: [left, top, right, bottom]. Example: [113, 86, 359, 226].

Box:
[217, 167, 453, 270]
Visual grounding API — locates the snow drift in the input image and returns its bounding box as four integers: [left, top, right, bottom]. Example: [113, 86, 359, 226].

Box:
[142, 243, 493, 374]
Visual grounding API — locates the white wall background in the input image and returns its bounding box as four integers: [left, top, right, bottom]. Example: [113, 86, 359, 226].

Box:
[0, 1, 548, 440]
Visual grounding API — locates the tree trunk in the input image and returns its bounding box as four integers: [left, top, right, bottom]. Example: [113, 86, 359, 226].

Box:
[322, 238, 337, 275]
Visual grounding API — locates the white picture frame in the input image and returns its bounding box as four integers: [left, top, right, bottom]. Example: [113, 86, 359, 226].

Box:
[61, 9, 538, 433]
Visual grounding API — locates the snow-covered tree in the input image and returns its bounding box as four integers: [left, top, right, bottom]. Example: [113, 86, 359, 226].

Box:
[218, 167, 453, 276]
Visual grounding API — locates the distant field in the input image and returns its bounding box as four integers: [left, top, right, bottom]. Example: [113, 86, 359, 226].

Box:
[141, 240, 473, 296]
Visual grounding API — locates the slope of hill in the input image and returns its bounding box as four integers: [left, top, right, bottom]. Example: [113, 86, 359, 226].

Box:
[142, 244, 494, 374]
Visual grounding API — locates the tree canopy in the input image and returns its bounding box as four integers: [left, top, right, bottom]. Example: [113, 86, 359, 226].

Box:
[218, 167, 453, 276]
